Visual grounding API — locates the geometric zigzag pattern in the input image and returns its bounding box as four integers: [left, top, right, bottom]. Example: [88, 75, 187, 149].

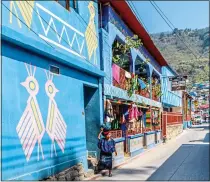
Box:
[36, 3, 85, 59]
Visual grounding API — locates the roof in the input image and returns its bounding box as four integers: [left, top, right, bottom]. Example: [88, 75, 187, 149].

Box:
[183, 91, 193, 99]
[99, 0, 169, 67]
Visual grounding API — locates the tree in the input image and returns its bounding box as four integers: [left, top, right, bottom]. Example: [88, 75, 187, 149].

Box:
[203, 31, 209, 48]
[112, 35, 143, 68]
[173, 28, 179, 35]
[159, 32, 165, 40]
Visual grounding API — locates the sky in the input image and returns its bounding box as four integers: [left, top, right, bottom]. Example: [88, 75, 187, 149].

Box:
[130, 1, 209, 34]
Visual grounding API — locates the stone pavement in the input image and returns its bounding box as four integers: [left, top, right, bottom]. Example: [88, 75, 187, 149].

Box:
[95, 124, 210, 181]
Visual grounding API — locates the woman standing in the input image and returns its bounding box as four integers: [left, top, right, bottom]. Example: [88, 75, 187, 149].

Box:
[98, 128, 117, 177]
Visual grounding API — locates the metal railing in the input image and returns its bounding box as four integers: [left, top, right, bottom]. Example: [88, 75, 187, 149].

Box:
[112, 64, 150, 99]
[162, 111, 183, 125]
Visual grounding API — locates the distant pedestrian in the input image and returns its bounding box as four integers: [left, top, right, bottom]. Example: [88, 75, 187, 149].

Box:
[97, 128, 117, 177]
[204, 115, 207, 123]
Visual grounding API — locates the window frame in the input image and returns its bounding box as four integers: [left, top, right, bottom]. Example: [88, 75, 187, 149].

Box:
[55, 0, 78, 12]
[55, 0, 70, 11]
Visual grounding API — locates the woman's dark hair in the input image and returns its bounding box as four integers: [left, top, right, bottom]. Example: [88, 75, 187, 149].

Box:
[102, 128, 110, 136]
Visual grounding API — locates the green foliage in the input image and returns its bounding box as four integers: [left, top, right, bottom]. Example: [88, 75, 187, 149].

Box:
[151, 27, 209, 91]
[152, 79, 162, 98]
[112, 35, 143, 67]
[127, 75, 139, 97]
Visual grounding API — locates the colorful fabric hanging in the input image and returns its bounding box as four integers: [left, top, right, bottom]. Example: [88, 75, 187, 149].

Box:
[111, 119, 119, 130]
[105, 99, 114, 122]
[138, 79, 147, 90]
[128, 104, 140, 121]
[112, 64, 120, 83]
[139, 109, 143, 117]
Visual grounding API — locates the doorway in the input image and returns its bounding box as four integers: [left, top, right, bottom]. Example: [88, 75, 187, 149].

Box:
[83, 85, 101, 157]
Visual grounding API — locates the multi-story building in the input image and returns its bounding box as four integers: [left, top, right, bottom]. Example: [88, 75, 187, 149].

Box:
[2, 0, 104, 180]
[161, 66, 183, 138]
[1, 0, 187, 180]
[99, 0, 173, 161]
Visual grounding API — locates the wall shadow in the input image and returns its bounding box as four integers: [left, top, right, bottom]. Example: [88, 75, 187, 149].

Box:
[147, 143, 210, 181]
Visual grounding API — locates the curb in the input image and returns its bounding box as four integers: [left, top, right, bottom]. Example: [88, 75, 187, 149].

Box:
[84, 142, 163, 181]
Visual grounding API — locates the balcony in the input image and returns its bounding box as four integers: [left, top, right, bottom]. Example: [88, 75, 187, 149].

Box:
[112, 64, 127, 90]
[152, 89, 160, 102]
[161, 90, 182, 107]
[136, 88, 150, 98]
[112, 63, 150, 99]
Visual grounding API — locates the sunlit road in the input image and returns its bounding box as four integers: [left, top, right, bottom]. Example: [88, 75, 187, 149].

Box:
[96, 124, 210, 181]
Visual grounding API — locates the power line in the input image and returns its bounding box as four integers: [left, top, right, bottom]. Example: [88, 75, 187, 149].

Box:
[2, 2, 109, 80]
[149, 0, 209, 79]
[128, 1, 182, 73]
[149, 0, 200, 60]
[2, 3, 55, 50]
[128, 2, 150, 35]
[151, 1, 203, 59]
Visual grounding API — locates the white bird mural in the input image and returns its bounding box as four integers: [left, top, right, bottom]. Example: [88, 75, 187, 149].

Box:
[16, 63, 45, 162]
[45, 71, 67, 157]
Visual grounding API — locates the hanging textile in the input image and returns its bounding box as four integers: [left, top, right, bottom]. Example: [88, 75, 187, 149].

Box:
[125, 71, 131, 79]
[112, 64, 120, 83]
[105, 99, 114, 122]
[141, 108, 147, 128]
[138, 79, 147, 90]
[111, 118, 119, 130]
[111, 108, 120, 130]
[139, 109, 143, 117]
[122, 105, 129, 122]
[128, 104, 140, 121]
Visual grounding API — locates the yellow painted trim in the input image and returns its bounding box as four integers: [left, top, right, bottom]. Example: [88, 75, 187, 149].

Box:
[49, 102, 55, 132]
[30, 98, 42, 134]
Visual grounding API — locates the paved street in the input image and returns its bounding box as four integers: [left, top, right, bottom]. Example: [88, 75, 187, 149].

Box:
[96, 124, 210, 181]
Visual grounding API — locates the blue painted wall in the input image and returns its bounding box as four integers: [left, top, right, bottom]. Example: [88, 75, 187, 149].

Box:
[99, 4, 162, 86]
[2, 0, 104, 180]
[2, 0, 101, 72]
[161, 66, 182, 107]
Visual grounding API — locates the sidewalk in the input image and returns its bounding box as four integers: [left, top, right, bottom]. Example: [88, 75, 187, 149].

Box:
[85, 129, 190, 181]
[92, 124, 209, 180]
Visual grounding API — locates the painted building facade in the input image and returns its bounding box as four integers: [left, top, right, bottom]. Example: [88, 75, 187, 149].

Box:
[99, 2, 165, 108]
[98, 1, 169, 160]
[2, 0, 104, 180]
[161, 66, 182, 110]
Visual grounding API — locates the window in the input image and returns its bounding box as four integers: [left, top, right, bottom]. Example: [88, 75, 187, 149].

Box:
[56, 0, 69, 10]
[50, 65, 60, 75]
[70, 0, 78, 10]
[55, 0, 78, 11]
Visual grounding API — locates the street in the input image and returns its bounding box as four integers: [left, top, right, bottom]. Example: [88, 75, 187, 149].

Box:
[96, 124, 210, 181]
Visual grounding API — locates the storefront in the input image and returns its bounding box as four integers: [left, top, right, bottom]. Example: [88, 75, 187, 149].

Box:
[103, 97, 162, 159]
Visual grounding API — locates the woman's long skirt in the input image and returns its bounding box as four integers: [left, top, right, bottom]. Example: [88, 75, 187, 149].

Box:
[98, 152, 113, 170]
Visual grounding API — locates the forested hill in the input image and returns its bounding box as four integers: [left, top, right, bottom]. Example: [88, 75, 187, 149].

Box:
[151, 27, 209, 89]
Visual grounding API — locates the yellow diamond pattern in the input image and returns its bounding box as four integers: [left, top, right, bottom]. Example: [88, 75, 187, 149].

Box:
[85, 2, 98, 62]
[16, 1, 34, 29]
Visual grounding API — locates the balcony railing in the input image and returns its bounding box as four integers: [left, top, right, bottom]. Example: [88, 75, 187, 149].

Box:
[152, 90, 160, 102]
[135, 88, 150, 98]
[162, 111, 183, 125]
[112, 65, 127, 90]
[161, 90, 182, 107]
[112, 64, 150, 99]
